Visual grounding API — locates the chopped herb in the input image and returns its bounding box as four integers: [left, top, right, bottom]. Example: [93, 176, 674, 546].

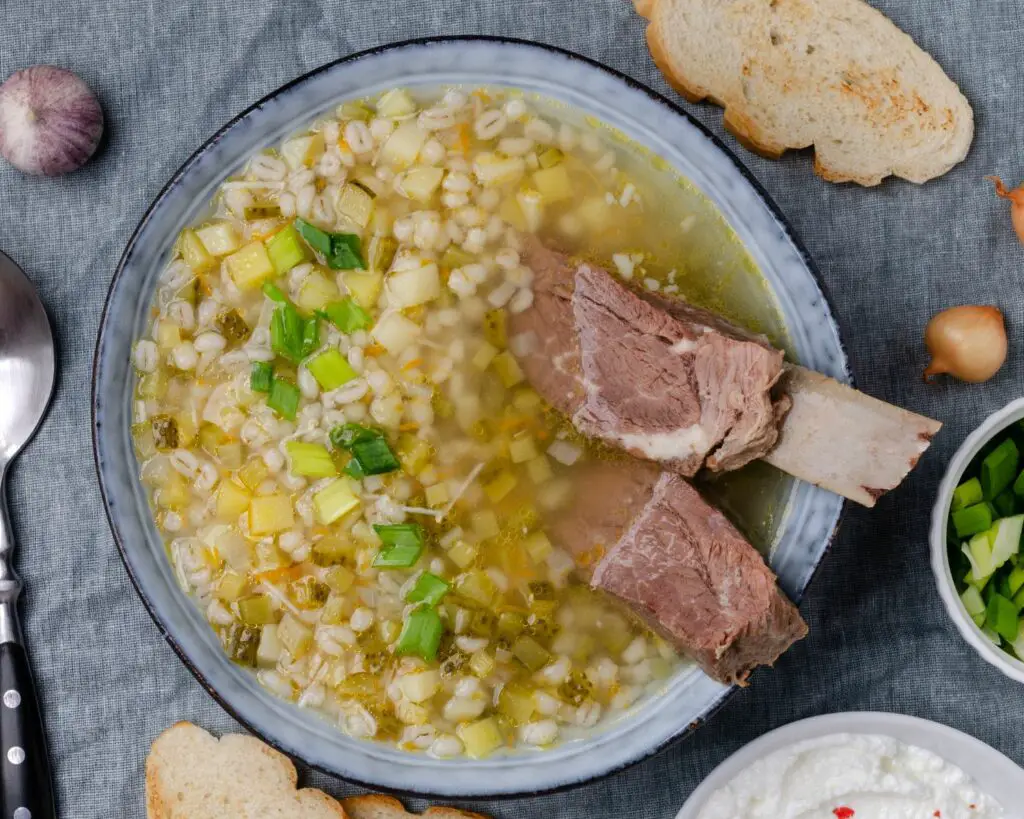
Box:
[250, 361, 274, 393]
[267, 378, 300, 420]
[151, 415, 179, 450]
[320, 298, 372, 333]
[406, 572, 450, 607]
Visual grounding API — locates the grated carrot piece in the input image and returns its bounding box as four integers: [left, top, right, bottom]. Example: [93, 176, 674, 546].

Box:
[398, 422, 420, 432]
[401, 357, 423, 371]
[364, 344, 386, 357]
[252, 565, 302, 584]
[457, 123, 471, 154]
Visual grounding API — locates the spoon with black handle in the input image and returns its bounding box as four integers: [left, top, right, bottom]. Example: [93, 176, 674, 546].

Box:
[0, 249, 57, 819]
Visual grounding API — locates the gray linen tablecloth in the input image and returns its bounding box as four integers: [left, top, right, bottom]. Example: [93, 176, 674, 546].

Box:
[2, 0, 1024, 815]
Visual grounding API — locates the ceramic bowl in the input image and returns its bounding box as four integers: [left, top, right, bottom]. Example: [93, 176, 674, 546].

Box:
[92, 37, 850, 796]
[930, 397, 1024, 685]
[675, 712, 1024, 818]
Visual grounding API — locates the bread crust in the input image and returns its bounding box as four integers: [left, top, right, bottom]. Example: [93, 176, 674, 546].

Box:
[637, 0, 973, 185]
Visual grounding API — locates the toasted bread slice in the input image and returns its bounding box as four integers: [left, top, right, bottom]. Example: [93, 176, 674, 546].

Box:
[342, 795, 488, 819]
[635, 0, 973, 185]
[145, 722, 346, 819]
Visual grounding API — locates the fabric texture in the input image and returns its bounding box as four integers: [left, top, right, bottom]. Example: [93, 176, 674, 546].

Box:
[1, 0, 1023, 815]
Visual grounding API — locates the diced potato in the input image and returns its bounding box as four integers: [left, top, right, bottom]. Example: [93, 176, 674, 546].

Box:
[458, 717, 505, 759]
[295, 271, 340, 312]
[179, 228, 216, 274]
[238, 458, 269, 490]
[471, 510, 500, 539]
[523, 531, 553, 563]
[399, 167, 445, 202]
[216, 480, 252, 521]
[472, 342, 499, 371]
[532, 165, 573, 203]
[249, 494, 295, 535]
[424, 483, 449, 508]
[256, 624, 283, 669]
[344, 270, 383, 308]
[157, 473, 190, 510]
[448, 541, 479, 570]
[527, 455, 553, 485]
[281, 133, 325, 170]
[337, 182, 375, 228]
[387, 264, 441, 308]
[379, 122, 427, 167]
[375, 88, 417, 118]
[483, 310, 507, 349]
[226, 241, 275, 290]
[277, 613, 313, 659]
[512, 636, 550, 671]
[473, 153, 525, 187]
[499, 197, 527, 232]
[196, 222, 242, 257]
[215, 571, 247, 602]
[400, 670, 441, 703]
[372, 312, 420, 355]
[216, 530, 253, 572]
[509, 435, 537, 464]
[483, 470, 517, 504]
[323, 565, 355, 594]
[492, 352, 524, 388]
[577, 196, 611, 232]
[313, 479, 360, 525]
[498, 683, 536, 724]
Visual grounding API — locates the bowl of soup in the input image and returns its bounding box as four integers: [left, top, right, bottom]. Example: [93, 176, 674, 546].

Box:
[92, 37, 849, 795]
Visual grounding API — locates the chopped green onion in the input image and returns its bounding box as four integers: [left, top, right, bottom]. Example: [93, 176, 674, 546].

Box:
[343, 457, 365, 479]
[267, 378, 300, 420]
[952, 477, 984, 511]
[270, 302, 304, 362]
[372, 523, 425, 568]
[1010, 565, 1024, 597]
[250, 361, 274, 393]
[306, 348, 357, 391]
[320, 298, 372, 333]
[327, 233, 365, 270]
[952, 502, 993, 539]
[294, 218, 333, 257]
[982, 439, 1019, 499]
[995, 489, 1018, 518]
[350, 437, 400, 476]
[301, 317, 319, 357]
[373, 542, 423, 568]
[285, 441, 338, 478]
[406, 572, 450, 606]
[1013, 467, 1024, 499]
[330, 423, 381, 450]
[986, 593, 1020, 642]
[262, 281, 288, 303]
[396, 607, 444, 661]
[294, 218, 365, 270]
[312, 478, 360, 525]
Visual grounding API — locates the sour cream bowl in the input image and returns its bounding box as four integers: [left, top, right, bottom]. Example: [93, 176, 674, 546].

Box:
[675, 713, 1024, 819]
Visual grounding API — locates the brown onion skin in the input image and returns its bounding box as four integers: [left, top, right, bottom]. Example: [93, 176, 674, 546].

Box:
[0, 65, 103, 176]
[924, 305, 1007, 384]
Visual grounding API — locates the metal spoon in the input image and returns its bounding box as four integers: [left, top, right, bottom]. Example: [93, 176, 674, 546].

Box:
[0, 249, 56, 819]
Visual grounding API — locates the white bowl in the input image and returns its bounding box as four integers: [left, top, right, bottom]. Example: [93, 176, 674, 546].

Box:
[929, 397, 1024, 684]
[675, 712, 1024, 818]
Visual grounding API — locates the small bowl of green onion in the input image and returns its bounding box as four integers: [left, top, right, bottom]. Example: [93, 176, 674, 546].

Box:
[931, 397, 1024, 683]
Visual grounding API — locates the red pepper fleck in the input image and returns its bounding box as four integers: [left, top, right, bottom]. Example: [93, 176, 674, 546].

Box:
[833, 809, 855, 819]
[934, 812, 941, 818]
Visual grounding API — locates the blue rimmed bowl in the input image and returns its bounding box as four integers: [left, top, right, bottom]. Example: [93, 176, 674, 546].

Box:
[92, 37, 850, 797]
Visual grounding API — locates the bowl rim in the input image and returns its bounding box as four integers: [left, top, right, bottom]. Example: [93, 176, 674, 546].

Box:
[91, 35, 851, 797]
[929, 396, 1024, 684]
[674, 711, 1024, 818]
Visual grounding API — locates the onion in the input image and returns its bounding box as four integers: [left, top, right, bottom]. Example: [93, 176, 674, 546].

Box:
[0, 65, 103, 175]
[924, 305, 1007, 384]
[989, 176, 1024, 244]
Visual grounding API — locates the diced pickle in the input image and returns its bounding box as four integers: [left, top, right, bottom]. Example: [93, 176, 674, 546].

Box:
[336, 672, 378, 699]
[498, 683, 535, 724]
[238, 594, 277, 626]
[322, 565, 355, 594]
[277, 613, 313, 659]
[559, 670, 593, 706]
[215, 571, 247, 602]
[224, 625, 261, 668]
[458, 717, 505, 759]
[215, 309, 251, 343]
[288, 576, 330, 609]
[367, 235, 397, 272]
[456, 571, 497, 608]
[469, 650, 495, 678]
[483, 309, 507, 349]
[497, 611, 527, 637]
[468, 611, 498, 637]
[151, 415, 180, 450]
[319, 594, 349, 625]
[511, 636, 550, 671]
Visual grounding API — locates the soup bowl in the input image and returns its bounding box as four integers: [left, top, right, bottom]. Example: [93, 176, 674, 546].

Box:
[92, 37, 849, 796]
